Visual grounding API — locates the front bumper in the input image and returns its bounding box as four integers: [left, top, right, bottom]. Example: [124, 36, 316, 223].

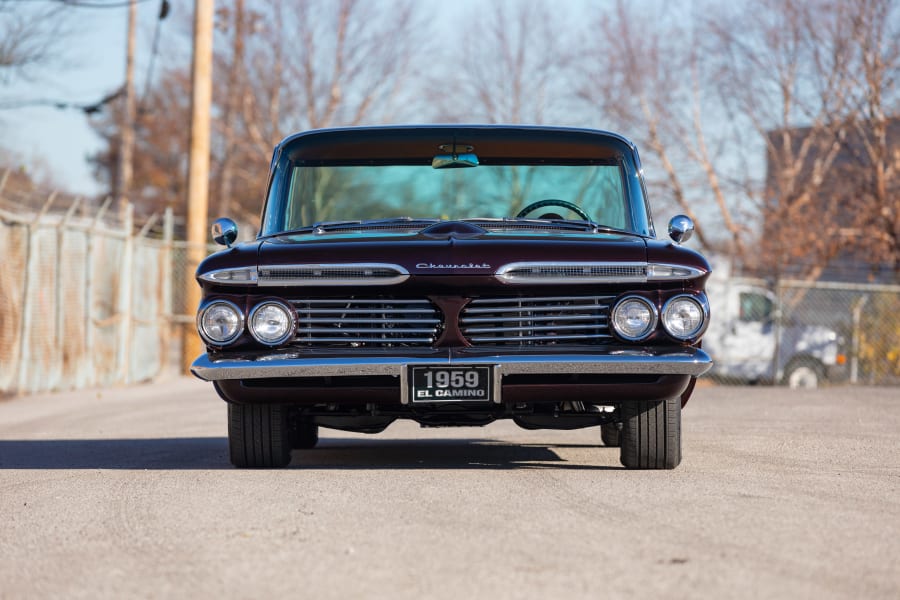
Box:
[192, 347, 712, 383]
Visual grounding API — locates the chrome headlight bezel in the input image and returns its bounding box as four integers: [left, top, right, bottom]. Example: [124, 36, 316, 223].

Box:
[661, 294, 709, 342]
[248, 301, 295, 346]
[610, 295, 659, 342]
[197, 300, 245, 346]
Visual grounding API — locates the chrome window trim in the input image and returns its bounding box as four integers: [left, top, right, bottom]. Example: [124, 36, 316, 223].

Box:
[197, 300, 245, 347]
[257, 263, 410, 286]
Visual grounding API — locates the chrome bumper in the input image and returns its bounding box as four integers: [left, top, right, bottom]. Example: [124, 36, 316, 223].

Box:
[191, 347, 713, 381]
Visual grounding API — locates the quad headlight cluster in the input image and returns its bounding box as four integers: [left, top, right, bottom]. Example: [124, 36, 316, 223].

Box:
[610, 294, 708, 342]
[197, 300, 295, 347]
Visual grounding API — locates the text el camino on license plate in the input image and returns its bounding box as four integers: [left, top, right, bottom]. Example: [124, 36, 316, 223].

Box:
[409, 366, 493, 403]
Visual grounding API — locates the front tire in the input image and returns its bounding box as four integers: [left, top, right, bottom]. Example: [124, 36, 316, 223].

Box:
[291, 416, 319, 449]
[601, 422, 621, 447]
[620, 397, 681, 469]
[228, 403, 292, 468]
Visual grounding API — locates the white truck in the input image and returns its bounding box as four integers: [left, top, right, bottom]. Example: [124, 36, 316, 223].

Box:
[703, 278, 847, 388]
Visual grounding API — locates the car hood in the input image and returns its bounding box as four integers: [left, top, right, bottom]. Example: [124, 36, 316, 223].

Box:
[256, 230, 649, 275]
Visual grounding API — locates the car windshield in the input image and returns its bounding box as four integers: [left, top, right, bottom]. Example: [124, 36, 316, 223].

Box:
[272, 162, 629, 233]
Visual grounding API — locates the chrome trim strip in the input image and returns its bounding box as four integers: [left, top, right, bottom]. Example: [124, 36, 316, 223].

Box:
[494, 261, 706, 284]
[198, 267, 259, 285]
[460, 314, 607, 324]
[496, 261, 647, 284]
[191, 348, 713, 381]
[468, 333, 614, 342]
[470, 295, 616, 304]
[258, 263, 410, 286]
[463, 303, 608, 314]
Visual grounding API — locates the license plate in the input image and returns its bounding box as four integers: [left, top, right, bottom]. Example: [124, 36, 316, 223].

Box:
[408, 365, 493, 403]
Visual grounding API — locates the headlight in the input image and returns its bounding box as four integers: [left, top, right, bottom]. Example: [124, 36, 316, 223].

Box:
[661, 295, 708, 341]
[198, 300, 244, 345]
[249, 301, 294, 345]
[611, 296, 658, 341]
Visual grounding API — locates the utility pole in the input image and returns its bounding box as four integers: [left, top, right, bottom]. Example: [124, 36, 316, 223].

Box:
[217, 0, 245, 218]
[182, 0, 214, 373]
[115, 0, 137, 215]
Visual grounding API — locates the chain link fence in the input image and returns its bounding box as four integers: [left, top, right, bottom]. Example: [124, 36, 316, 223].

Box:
[705, 277, 900, 387]
[0, 172, 186, 395]
[2, 171, 898, 394]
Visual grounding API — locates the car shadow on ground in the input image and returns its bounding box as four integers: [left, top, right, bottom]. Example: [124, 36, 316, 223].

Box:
[0, 438, 621, 470]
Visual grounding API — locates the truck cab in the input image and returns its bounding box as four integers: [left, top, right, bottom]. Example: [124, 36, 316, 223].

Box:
[704, 278, 846, 388]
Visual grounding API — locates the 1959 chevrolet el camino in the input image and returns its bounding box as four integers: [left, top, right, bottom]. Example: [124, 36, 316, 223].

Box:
[190, 125, 712, 469]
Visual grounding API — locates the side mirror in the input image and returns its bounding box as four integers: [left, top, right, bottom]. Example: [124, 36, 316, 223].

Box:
[211, 218, 238, 247]
[668, 215, 694, 244]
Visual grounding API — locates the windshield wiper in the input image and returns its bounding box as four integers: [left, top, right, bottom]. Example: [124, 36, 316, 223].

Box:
[310, 217, 440, 234]
[466, 218, 637, 235]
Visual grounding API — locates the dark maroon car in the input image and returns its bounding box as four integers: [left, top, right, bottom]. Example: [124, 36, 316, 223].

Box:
[191, 125, 712, 469]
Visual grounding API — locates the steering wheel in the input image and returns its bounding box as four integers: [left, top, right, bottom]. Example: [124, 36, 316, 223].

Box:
[516, 199, 591, 221]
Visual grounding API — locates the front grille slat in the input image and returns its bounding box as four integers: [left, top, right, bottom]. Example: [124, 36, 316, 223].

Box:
[462, 303, 609, 314]
[460, 314, 605, 324]
[289, 298, 440, 348]
[460, 295, 614, 347]
[469, 333, 613, 343]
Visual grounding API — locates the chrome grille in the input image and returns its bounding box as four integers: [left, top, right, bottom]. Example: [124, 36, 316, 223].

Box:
[460, 296, 614, 345]
[259, 264, 408, 286]
[290, 298, 440, 347]
[496, 262, 647, 284]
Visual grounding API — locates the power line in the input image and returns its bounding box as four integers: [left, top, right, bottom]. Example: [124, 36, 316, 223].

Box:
[0, 86, 124, 113]
[5, 0, 154, 8]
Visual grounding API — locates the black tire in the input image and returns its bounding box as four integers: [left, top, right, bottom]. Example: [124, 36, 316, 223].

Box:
[228, 403, 292, 468]
[620, 397, 681, 469]
[291, 417, 319, 449]
[601, 422, 621, 447]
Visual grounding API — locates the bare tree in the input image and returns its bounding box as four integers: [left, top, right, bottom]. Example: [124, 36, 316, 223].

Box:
[577, 0, 748, 258]
[841, 0, 900, 276]
[429, 0, 574, 125]
[0, 1, 67, 84]
[90, 0, 427, 226]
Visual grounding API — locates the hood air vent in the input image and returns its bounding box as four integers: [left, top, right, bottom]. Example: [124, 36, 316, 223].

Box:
[258, 263, 409, 287]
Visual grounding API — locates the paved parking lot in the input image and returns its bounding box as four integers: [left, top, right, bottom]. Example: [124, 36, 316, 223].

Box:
[1, 379, 898, 599]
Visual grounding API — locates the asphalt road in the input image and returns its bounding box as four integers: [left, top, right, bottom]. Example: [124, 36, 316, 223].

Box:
[1, 378, 898, 599]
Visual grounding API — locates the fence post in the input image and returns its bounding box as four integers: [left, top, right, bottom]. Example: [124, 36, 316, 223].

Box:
[161, 207, 175, 373]
[772, 278, 784, 384]
[850, 296, 868, 385]
[117, 203, 134, 385]
[55, 197, 82, 389]
[15, 220, 33, 394]
[16, 193, 57, 392]
[84, 197, 113, 387]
